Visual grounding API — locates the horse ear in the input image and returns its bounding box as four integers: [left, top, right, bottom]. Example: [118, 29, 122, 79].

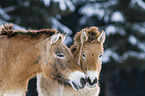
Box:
[50, 33, 61, 45]
[81, 30, 88, 43]
[61, 33, 67, 42]
[98, 30, 105, 44]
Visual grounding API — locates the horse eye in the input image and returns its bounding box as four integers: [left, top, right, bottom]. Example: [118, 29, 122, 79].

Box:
[57, 53, 64, 57]
[82, 53, 86, 57]
[99, 54, 102, 58]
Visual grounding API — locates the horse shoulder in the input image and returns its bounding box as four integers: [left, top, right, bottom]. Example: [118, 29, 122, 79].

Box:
[3, 91, 25, 96]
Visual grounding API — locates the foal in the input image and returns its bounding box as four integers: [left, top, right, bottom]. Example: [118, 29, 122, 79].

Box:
[37, 26, 105, 96]
[0, 24, 85, 96]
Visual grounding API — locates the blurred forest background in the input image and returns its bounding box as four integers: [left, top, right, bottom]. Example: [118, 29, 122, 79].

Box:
[0, 0, 145, 96]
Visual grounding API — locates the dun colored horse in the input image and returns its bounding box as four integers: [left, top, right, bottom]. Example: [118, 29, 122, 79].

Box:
[37, 26, 105, 96]
[0, 24, 85, 96]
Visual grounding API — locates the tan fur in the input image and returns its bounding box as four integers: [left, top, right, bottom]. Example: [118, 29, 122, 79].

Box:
[0, 24, 82, 96]
[37, 26, 105, 96]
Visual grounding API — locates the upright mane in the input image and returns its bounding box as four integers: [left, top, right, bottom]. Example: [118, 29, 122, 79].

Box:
[0, 24, 57, 39]
[70, 26, 100, 54]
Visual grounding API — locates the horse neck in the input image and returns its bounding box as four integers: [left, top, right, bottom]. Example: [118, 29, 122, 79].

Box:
[19, 38, 51, 79]
[8, 37, 50, 81]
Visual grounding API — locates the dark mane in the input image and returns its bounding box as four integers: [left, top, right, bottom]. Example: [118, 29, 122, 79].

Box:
[0, 24, 57, 39]
[70, 26, 101, 54]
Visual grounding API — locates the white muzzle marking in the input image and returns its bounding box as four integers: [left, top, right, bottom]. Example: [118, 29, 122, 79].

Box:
[68, 71, 86, 90]
[86, 70, 98, 87]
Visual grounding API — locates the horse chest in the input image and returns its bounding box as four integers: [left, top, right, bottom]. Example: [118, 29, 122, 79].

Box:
[1, 90, 25, 96]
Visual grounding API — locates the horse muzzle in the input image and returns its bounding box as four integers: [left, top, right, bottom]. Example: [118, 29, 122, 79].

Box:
[86, 70, 98, 88]
[68, 71, 86, 90]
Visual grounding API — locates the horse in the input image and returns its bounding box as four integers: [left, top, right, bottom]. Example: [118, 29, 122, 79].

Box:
[0, 24, 86, 96]
[37, 26, 105, 96]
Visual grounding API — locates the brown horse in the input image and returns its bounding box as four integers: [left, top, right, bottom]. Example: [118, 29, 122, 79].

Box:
[37, 26, 105, 96]
[0, 24, 85, 96]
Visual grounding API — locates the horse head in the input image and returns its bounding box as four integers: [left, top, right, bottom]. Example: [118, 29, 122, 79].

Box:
[71, 27, 105, 88]
[41, 33, 86, 90]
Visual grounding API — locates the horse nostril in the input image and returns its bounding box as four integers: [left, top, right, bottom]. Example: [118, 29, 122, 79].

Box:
[86, 77, 91, 84]
[87, 77, 97, 86]
[80, 78, 86, 88]
[93, 77, 97, 84]
[72, 82, 79, 90]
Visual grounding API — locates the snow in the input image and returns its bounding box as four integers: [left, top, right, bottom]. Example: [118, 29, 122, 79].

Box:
[43, 0, 75, 11]
[58, 0, 75, 12]
[118, 28, 126, 36]
[51, 18, 72, 35]
[12, 24, 26, 30]
[2, 6, 15, 13]
[129, 0, 137, 7]
[24, 1, 30, 7]
[0, 7, 10, 20]
[103, 48, 145, 63]
[0, 19, 26, 30]
[102, 49, 121, 63]
[106, 25, 126, 36]
[137, 0, 145, 9]
[112, 52, 121, 63]
[65, 0, 75, 12]
[130, 0, 145, 10]
[111, 11, 125, 22]
[56, 14, 61, 20]
[51, 18, 72, 44]
[79, 3, 104, 19]
[132, 23, 145, 34]
[43, 0, 51, 6]
[102, 49, 112, 63]
[78, 16, 88, 25]
[59, 0, 67, 11]
[139, 27, 145, 34]
[138, 43, 145, 52]
[104, 13, 109, 23]
[105, 25, 116, 35]
[122, 51, 145, 60]
[128, 35, 137, 46]
[63, 35, 72, 44]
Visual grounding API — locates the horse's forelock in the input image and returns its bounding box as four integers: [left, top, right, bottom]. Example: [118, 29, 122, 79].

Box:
[71, 26, 100, 53]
